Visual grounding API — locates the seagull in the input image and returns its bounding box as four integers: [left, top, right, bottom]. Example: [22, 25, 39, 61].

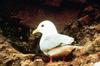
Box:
[32, 20, 74, 62]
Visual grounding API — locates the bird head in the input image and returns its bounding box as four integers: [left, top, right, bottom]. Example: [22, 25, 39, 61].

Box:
[32, 20, 58, 36]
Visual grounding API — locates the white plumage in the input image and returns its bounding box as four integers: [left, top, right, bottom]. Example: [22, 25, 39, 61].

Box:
[93, 62, 100, 66]
[40, 34, 74, 55]
[32, 20, 74, 56]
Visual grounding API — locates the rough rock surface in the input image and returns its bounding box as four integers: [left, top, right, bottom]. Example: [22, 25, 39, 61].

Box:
[0, 0, 100, 66]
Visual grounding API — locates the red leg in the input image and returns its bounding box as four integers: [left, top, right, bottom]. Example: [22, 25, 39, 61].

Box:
[62, 57, 65, 62]
[50, 56, 53, 63]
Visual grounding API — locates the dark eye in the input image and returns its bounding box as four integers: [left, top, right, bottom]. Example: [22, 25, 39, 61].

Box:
[41, 24, 44, 27]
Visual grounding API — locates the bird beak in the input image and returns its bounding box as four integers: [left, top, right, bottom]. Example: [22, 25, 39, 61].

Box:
[32, 28, 39, 35]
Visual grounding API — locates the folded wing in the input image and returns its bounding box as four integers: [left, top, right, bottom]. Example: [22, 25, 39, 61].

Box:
[40, 34, 74, 53]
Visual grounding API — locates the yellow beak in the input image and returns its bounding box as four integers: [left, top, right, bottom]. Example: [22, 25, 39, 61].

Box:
[32, 28, 39, 35]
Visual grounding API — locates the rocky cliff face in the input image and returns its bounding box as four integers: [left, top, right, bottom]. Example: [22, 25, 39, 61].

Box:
[0, 0, 100, 66]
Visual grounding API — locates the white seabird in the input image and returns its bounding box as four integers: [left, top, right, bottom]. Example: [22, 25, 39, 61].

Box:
[32, 20, 74, 62]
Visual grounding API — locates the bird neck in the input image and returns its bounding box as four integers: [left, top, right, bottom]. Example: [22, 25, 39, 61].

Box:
[42, 31, 58, 37]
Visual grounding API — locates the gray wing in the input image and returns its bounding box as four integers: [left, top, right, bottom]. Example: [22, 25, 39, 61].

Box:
[40, 34, 74, 52]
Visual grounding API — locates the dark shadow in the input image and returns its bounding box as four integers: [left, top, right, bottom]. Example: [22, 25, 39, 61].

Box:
[0, 17, 41, 54]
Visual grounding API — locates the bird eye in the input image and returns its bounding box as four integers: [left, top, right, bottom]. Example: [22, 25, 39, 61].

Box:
[41, 24, 44, 27]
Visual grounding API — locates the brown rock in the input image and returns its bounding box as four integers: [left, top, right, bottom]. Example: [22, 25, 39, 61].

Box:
[78, 15, 90, 26]
[84, 5, 94, 13]
[33, 59, 45, 66]
[43, 0, 62, 7]
[46, 62, 66, 66]
[94, 24, 100, 33]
